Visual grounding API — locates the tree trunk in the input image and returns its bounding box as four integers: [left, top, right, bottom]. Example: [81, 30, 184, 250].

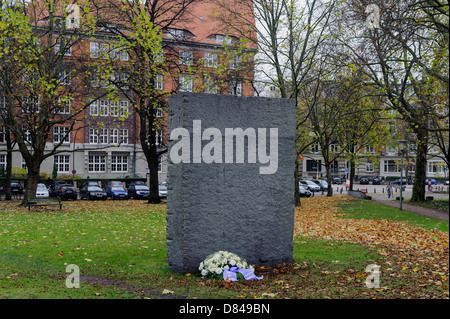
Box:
[326, 163, 333, 196]
[5, 131, 12, 200]
[411, 128, 428, 202]
[349, 157, 356, 191]
[22, 163, 40, 205]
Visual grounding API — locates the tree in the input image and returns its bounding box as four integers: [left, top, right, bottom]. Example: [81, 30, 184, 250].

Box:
[334, 0, 448, 202]
[92, 0, 200, 204]
[213, 0, 336, 205]
[0, 0, 103, 201]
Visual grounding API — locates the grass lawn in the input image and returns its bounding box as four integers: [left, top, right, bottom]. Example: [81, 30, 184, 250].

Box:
[0, 197, 448, 300]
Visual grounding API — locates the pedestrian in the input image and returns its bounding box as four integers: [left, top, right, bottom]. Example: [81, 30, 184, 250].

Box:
[387, 182, 392, 198]
[427, 179, 432, 192]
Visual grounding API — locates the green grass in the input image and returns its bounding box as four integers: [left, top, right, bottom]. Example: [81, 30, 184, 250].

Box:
[409, 199, 449, 213]
[336, 199, 449, 232]
[0, 199, 448, 299]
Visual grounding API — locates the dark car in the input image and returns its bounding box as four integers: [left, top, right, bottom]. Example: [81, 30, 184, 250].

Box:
[105, 185, 129, 200]
[299, 185, 312, 197]
[56, 185, 78, 200]
[128, 184, 150, 199]
[81, 181, 100, 189]
[359, 177, 370, 185]
[332, 177, 343, 185]
[48, 181, 69, 197]
[80, 185, 107, 200]
[372, 177, 381, 185]
[0, 181, 24, 194]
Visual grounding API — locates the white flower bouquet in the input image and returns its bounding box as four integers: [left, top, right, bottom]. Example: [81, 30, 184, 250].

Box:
[199, 251, 260, 281]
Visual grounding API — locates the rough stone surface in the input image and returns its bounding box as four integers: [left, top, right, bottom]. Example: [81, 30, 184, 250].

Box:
[166, 93, 296, 273]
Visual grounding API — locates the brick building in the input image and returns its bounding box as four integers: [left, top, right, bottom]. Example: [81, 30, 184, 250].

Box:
[0, 1, 255, 184]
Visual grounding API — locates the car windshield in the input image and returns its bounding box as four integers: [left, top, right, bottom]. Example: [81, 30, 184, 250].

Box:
[37, 184, 47, 190]
[88, 186, 103, 191]
[62, 186, 74, 190]
[112, 187, 125, 191]
[159, 185, 167, 190]
[136, 186, 149, 190]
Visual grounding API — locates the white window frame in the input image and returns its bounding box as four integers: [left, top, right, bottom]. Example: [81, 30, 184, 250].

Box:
[111, 154, 128, 172]
[120, 129, 128, 145]
[88, 154, 106, 172]
[99, 128, 108, 144]
[54, 155, 70, 172]
[204, 52, 218, 68]
[179, 50, 193, 66]
[90, 100, 99, 116]
[53, 126, 71, 144]
[179, 75, 193, 92]
[89, 128, 99, 144]
[99, 100, 109, 116]
[90, 42, 99, 58]
[111, 128, 119, 145]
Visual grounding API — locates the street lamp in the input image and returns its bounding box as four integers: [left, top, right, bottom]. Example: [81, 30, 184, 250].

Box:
[398, 140, 407, 211]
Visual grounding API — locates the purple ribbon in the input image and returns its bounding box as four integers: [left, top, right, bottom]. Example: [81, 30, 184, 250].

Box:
[223, 267, 263, 281]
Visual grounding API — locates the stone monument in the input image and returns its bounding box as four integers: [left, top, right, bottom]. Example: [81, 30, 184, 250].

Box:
[166, 93, 296, 273]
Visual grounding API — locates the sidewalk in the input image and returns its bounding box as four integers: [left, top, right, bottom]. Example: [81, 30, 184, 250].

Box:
[372, 199, 449, 221]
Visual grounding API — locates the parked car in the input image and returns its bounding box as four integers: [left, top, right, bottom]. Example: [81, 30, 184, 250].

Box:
[58, 185, 78, 200]
[48, 180, 69, 197]
[299, 180, 321, 192]
[312, 179, 328, 191]
[299, 185, 312, 197]
[425, 179, 437, 185]
[105, 185, 129, 200]
[0, 181, 24, 194]
[36, 183, 49, 198]
[332, 177, 343, 185]
[372, 177, 381, 185]
[80, 185, 107, 200]
[49, 183, 77, 200]
[158, 184, 167, 198]
[81, 181, 100, 189]
[392, 178, 408, 186]
[106, 181, 125, 188]
[128, 184, 150, 199]
[127, 181, 146, 189]
[359, 177, 370, 185]
[445, 180, 449, 186]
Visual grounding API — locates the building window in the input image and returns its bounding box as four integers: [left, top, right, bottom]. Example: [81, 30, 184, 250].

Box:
[306, 159, 321, 172]
[179, 75, 193, 92]
[120, 49, 129, 61]
[0, 154, 6, 171]
[179, 50, 193, 66]
[90, 100, 98, 116]
[57, 98, 71, 114]
[204, 52, 218, 68]
[90, 42, 99, 58]
[310, 143, 320, 154]
[204, 76, 218, 94]
[111, 128, 119, 145]
[99, 128, 108, 144]
[0, 126, 6, 143]
[156, 129, 163, 146]
[384, 160, 398, 173]
[111, 153, 128, 172]
[365, 161, 374, 172]
[120, 129, 128, 145]
[53, 127, 70, 144]
[120, 101, 129, 118]
[88, 153, 106, 172]
[100, 43, 109, 59]
[155, 74, 164, 90]
[229, 80, 242, 96]
[110, 101, 120, 117]
[99, 100, 109, 116]
[156, 108, 163, 118]
[54, 155, 70, 172]
[89, 128, 99, 144]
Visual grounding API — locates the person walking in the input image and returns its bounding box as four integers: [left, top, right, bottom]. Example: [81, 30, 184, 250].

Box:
[387, 182, 392, 199]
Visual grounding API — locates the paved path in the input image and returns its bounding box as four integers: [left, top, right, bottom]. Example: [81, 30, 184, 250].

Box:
[372, 199, 449, 221]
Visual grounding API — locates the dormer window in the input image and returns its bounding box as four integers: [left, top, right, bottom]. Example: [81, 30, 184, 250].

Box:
[165, 28, 195, 39]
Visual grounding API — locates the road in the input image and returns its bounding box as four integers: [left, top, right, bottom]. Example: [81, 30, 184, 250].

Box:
[317, 183, 449, 201]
